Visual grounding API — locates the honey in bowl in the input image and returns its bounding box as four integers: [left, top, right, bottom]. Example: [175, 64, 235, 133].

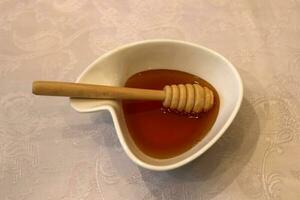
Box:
[122, 69, 220, 159]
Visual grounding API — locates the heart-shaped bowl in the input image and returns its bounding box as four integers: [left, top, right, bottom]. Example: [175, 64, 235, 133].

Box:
[70, 40, 243, 171]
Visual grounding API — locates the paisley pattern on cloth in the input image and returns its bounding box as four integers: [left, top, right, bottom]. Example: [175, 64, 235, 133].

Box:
[0, 0, 299, 199]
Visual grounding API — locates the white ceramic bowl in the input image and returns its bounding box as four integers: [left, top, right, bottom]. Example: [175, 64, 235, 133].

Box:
[70, 40, 243, 171]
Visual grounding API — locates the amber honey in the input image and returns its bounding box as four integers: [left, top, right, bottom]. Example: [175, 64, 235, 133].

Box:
[122, 69, 219, 159]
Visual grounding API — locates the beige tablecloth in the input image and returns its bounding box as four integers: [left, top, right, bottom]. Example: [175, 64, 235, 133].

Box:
[1, 1, 300, 199]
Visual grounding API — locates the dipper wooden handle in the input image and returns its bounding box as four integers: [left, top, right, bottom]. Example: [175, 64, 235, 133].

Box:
[32, 81, 214, 113]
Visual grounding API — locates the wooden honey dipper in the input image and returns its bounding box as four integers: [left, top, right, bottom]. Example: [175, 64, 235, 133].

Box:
[32, 81, 214, 113]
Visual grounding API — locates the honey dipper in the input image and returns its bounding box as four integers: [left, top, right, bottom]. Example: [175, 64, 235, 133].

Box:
[32, 81, 214, 113]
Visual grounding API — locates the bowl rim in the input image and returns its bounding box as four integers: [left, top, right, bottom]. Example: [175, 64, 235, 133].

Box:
[71, 39, 244, 171]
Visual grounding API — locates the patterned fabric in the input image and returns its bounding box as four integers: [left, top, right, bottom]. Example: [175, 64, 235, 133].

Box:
[0, 0, 299, 199]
